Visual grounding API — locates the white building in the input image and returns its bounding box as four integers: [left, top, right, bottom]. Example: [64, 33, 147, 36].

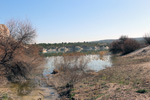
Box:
[47, 48, 57, 53]
[75, 46, 83, 52]
[58, 47, 68, 53]
[42, 49, 48, 53]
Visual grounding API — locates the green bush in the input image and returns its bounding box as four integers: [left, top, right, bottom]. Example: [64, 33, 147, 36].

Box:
[136, 89, 147, 94]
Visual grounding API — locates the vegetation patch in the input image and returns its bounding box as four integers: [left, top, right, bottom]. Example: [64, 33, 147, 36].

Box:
[136, 89, 147, 94]
[110, 36, 140, 55]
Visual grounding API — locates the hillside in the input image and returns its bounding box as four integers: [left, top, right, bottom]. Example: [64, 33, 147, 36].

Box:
[124, 45, 150, 57]
[94, 37, 144, 44]
[38, 37, 144, 49]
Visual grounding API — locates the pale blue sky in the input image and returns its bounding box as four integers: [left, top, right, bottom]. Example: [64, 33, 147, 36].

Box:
[0, 0, 150, 43]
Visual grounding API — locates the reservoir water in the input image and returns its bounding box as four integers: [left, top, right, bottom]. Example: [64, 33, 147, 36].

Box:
[43, 54, 112, 76]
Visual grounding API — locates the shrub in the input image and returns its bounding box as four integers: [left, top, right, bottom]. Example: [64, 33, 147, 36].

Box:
[122, 39, 140, 55]
[110, 36, 140, 55]
[49, 52, 89, 99]
[54, 52, 88, 86]
[144, 33, 150, 45]
[110, 40, 122, 54]
[119, 35, 128, 43]
[136, 89, 147, 94]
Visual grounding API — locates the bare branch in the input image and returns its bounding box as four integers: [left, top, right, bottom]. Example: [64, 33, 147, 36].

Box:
[0, 19, 44, 82]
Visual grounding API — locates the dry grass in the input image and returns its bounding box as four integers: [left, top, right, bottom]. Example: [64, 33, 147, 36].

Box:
[67, 55, 150, 100]
[48, 52, 90, 99]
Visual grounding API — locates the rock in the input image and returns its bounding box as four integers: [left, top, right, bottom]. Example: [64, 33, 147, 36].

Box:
[0, 24, 10, 37]
[51, 69, 59, 74]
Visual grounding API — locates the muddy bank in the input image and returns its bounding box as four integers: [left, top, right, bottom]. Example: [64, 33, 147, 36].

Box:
[0, 79, 60, 100]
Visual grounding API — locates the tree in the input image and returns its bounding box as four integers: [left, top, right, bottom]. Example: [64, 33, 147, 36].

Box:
[0, 19, 44, 82]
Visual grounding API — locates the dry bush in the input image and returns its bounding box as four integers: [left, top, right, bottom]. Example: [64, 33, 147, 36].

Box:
[99, 51, 108, 60]
[0, 19, 45, 82]
[49, 52, 90, 99]
[119, 35, 128, 43]
[122, 39, 140, 55]
[110, 36, 140, 55]
[110, 40, 122, 54]
[54, 53, 89, 87]
[110, 35, 128, 54]
[144, 33, 150, 45]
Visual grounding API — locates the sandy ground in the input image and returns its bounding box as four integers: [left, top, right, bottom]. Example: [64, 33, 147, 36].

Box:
[124, 46, 150, 57]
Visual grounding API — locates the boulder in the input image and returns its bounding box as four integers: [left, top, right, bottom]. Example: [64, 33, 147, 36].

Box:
[0, 24, 10, 37]
[51, 69, 59, 74]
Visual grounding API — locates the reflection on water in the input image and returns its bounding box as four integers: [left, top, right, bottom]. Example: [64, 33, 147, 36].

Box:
[87, 54, 112, 71]
[43, 54, 112, 76]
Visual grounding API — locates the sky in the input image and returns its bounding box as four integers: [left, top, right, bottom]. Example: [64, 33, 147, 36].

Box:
[0, 0, 150, 43]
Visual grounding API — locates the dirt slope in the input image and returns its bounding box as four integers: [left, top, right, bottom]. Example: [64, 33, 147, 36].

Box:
[125, 46, 150, 57]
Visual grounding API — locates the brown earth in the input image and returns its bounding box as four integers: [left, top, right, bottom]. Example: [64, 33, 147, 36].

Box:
[1, 46, 150, 100]
[69, 46, 150, 100]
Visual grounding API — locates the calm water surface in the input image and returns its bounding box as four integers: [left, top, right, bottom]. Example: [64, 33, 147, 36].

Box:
[43, 54, 112, 76]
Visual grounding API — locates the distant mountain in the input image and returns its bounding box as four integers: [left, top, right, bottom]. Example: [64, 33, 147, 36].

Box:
[132, 37, 144, 42]
[94, 39, 116, 44]
[94, 37, 144, 44]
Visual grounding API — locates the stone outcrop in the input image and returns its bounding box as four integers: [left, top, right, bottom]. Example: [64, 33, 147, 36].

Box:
[0, 24, 10, 37]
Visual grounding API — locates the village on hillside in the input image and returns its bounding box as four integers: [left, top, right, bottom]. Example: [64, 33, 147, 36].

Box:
[42, 45, 109, 53]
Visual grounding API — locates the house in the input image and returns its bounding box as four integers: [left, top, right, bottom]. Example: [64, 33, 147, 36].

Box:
[75, 46, 83, 52]
[91, 46, 100, 51]
[42, 49, 47, 53]
[66, 47, 73, 52]
[84, 47, 93, 51]
[58, 47, 68, 53]
[100, 46, 109, 50]
[47, 48, 57, 53]
[105, 46, 109, 50]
